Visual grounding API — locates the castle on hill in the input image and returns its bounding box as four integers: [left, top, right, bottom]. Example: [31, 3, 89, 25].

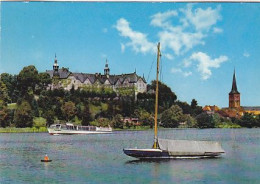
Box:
[203, 70, 260, 117]
[46, 55, 147, 97]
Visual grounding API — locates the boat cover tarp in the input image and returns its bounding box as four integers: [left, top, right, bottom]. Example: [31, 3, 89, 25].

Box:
[158, 138, 225, 156]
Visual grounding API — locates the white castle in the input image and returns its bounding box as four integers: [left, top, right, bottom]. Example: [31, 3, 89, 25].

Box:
[46, 55, 147, 96]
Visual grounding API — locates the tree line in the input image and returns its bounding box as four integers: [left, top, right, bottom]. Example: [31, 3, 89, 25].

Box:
[1, 65, 260, 129]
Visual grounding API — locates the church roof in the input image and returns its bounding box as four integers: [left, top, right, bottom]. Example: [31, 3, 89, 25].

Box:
[229, 70, 240, 94]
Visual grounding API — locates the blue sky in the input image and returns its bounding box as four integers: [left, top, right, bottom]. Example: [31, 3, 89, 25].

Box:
[1, 2, 260, 107]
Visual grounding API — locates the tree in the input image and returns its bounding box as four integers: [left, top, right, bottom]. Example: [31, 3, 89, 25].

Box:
[14, 100, 33, 127]
[196, 112, 215, 128]
[0, 80, 10, 104]
[36, 73, 51, 94]
[191, 99, 198, 109]
[160, 105, 184, 128]
[82, 103, 92, 126]
[17, 65, 39, 94]
[134, 108, 153, 127]
[112, 114, 124, 129]
[151, 81, 177, 111]
[237, 113, 258, 128]
[61, 101, 76, 121]
[0, 73, 17, 103]
[0, 100, 9, 127]
[42, 110, 55, 126]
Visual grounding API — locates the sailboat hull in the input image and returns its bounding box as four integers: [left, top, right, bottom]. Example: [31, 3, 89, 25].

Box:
[123, 148, 223, 159]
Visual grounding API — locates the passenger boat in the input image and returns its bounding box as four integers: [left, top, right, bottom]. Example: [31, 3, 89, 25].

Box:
[123, 43, 225, 159]
[48, 123, 112, 135]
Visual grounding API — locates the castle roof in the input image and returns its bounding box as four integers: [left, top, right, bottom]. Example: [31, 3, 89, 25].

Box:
[47, 69, 146, 85]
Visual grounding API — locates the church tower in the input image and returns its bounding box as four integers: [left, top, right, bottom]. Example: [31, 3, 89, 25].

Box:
[53, 54, 59, 78]
[229, 70, 240, 108]
[104, 60, 110, 76]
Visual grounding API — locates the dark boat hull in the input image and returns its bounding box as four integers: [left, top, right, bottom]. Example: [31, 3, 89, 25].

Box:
[123, 148, 223, 159]
[41, 160, 52, 162]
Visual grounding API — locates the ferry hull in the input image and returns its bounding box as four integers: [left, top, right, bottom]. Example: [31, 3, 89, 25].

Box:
[123, 148, 223, 159]
[48, 129, 112, 135]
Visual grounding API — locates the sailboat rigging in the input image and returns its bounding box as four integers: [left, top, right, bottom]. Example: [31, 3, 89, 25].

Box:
[123, 42, 225, 159]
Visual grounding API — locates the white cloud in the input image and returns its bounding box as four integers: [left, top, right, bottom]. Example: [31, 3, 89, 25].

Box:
[115, 18, 155, 54]
[171, 68, 182, 73]
[150, 10, 178, 29]
[183, 71, 192, 77]
[243, 52, 250, 58]
[189, 52, 228, 80]
[171, 68, 192, 77]
[164, 53, 174, 60]
[213, 27, 223, 33]
[181, 4, 222, 31]
[149, 5, 221, 56]
[121, 43, 125, 53]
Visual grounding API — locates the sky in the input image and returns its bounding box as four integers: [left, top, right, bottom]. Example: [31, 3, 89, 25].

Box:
[1, 2, 260, 108]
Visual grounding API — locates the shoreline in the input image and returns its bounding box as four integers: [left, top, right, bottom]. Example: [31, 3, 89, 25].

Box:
[0, 125, 245, 133]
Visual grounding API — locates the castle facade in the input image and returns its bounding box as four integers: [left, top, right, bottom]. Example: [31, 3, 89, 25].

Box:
[46, 56, 147, 96]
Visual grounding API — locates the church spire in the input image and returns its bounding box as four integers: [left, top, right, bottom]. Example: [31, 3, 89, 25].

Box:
[229, 69, 239, 94]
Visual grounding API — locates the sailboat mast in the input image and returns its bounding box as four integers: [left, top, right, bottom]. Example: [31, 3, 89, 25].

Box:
[153, 42, 160, 149]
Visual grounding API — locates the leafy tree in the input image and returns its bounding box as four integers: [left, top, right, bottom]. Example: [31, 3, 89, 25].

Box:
[0, 73, 17, 103]
[196, 112, 215, 128]
[17, 65, 39, 94]
[160, 105, 184, 128]
[176, 101, 192, 114]
[61, 101, 76, 121]
[14, 100, 33, 127]
[42, 110, 55, 126]
[237, 113, 258, 128]
[151, 81, 177, 111]
[36, 73, 51, 94]
[112, 114, 124, 129]
[134, 108, 153, 127]
[191, 99, 198, 109]
[0, 100, 9, 127]
[0, 80, 10, 104]
[82, 103, 92, 126]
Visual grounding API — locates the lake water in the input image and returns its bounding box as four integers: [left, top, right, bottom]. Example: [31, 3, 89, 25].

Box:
[0, 128, 259, 184]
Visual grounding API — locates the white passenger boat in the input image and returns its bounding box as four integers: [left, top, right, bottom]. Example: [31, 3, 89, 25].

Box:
[48, 123, 112, 135]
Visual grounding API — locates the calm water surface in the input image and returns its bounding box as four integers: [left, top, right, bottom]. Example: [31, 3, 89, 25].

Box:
[0, 128, 259, 184]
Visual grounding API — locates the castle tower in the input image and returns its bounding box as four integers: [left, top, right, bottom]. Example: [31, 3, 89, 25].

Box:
[53, 54, 60, 77]
[104, 60, 110, 76]
[229, 69, 240, 108]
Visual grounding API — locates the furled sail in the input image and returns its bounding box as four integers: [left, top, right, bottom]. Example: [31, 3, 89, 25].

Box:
[158, 138, 225, 156]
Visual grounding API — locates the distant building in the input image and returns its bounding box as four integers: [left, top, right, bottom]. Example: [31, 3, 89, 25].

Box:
[223, 70, 259, 117]
[229, 70, 240, 108]
[46, 55, 147, 97]
[203, 70, 260, 118]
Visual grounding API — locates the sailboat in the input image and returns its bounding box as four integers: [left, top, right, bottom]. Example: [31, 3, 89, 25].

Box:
[123, 43, 225, 159]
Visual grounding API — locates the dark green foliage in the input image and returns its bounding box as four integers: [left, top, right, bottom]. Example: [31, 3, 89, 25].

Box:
[81, 103, 92, 126]
[196, 112, 215, 129]
[17, 65, 39, 94]
[61, 101, 76, 121]
[236, 113, 259, 128]
[14, 100, 33, 127]
[42, 110, 55, 126]
[151, 81, 177, 112]
[0, 73, 17, 103]
[112, 114, 124, 129]
[160, 105, 184, 128]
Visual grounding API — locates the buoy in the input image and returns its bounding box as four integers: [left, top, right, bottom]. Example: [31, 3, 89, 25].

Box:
[41, 154, 52, 162]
